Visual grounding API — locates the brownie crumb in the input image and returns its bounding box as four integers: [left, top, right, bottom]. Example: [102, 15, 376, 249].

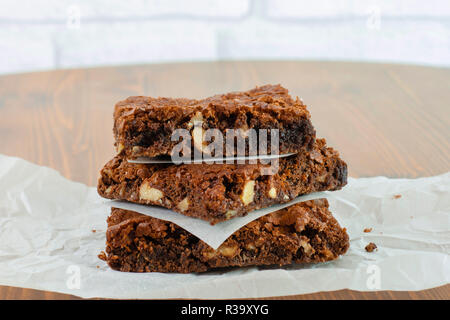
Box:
[365, 242, 377, 252]
[92, 229, 96, 233]
[393, 194, 402, 199]
[98, 251, 107, 261]
[363, 228, 372, 233]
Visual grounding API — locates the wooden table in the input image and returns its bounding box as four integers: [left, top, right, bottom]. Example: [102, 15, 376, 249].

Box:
[0, 61, 449, 299]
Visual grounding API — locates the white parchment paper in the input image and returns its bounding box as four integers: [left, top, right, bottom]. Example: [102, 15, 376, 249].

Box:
[0, 154, 449, 299]
[127, 153, 296, 164]
[108, 192, 329, 250]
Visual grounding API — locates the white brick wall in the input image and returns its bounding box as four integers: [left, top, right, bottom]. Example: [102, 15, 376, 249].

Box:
[0, 0, 449, 74]
[266, 0, 450, 18]
[55, 21, 217, 68]
[0, 0, 250, 20]
[218, 20, 450, 66]
[0, 25, 56, 74]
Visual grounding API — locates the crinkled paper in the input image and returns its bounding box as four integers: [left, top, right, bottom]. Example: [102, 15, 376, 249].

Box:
[0, 154, 448, 299]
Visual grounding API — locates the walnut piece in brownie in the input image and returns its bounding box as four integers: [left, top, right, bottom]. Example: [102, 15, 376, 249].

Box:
[113, 84, 316, 158]
[101, 199, 349, 273]
[98, 138, 347, 224]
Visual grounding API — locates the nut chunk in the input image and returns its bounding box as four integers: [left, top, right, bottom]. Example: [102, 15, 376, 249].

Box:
[139, 182, 163, 203]
[241, 180, 255, 205]
[102, 199, 349, 273]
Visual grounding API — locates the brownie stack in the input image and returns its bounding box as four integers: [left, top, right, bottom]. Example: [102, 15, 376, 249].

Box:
[98, 84, 349, 273]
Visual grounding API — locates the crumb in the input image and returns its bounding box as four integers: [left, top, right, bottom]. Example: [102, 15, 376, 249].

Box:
[92, 229, 96, 233]
[365, 242, 377, 252]
[96, 266, 100, 269]
[363, 228, 372, 233]
[98, 251, 107, 261]
[393, 194, 402, 199]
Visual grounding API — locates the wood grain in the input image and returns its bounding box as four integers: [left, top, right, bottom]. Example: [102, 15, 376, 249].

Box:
[0, 61, 449, 300]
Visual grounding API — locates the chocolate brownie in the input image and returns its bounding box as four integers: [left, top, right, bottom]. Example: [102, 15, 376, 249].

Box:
[101, 199, 349, 273]
[113, 84, 316, 158]
[98, 138, 347, 224]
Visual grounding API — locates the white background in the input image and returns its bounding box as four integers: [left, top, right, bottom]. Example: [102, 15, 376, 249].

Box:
[1, 0, 449, 75]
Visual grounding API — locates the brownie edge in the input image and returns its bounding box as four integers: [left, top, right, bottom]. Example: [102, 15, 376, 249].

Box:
[101, 199, 349, 273]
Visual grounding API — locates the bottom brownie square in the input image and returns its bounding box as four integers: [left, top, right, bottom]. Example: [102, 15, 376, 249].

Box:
[100, 199, 349, 273]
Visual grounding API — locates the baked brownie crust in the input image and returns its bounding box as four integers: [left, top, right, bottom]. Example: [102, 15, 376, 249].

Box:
[102, 199, 349, 273]
[113, 84, 316, 158]
[98, 138, 347, 224]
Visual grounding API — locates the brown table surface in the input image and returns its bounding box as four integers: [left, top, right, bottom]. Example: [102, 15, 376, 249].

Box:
[0, 61, 449, 300]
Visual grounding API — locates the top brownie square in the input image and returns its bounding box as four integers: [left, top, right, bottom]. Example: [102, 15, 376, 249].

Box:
[113, 84, 316, 159]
